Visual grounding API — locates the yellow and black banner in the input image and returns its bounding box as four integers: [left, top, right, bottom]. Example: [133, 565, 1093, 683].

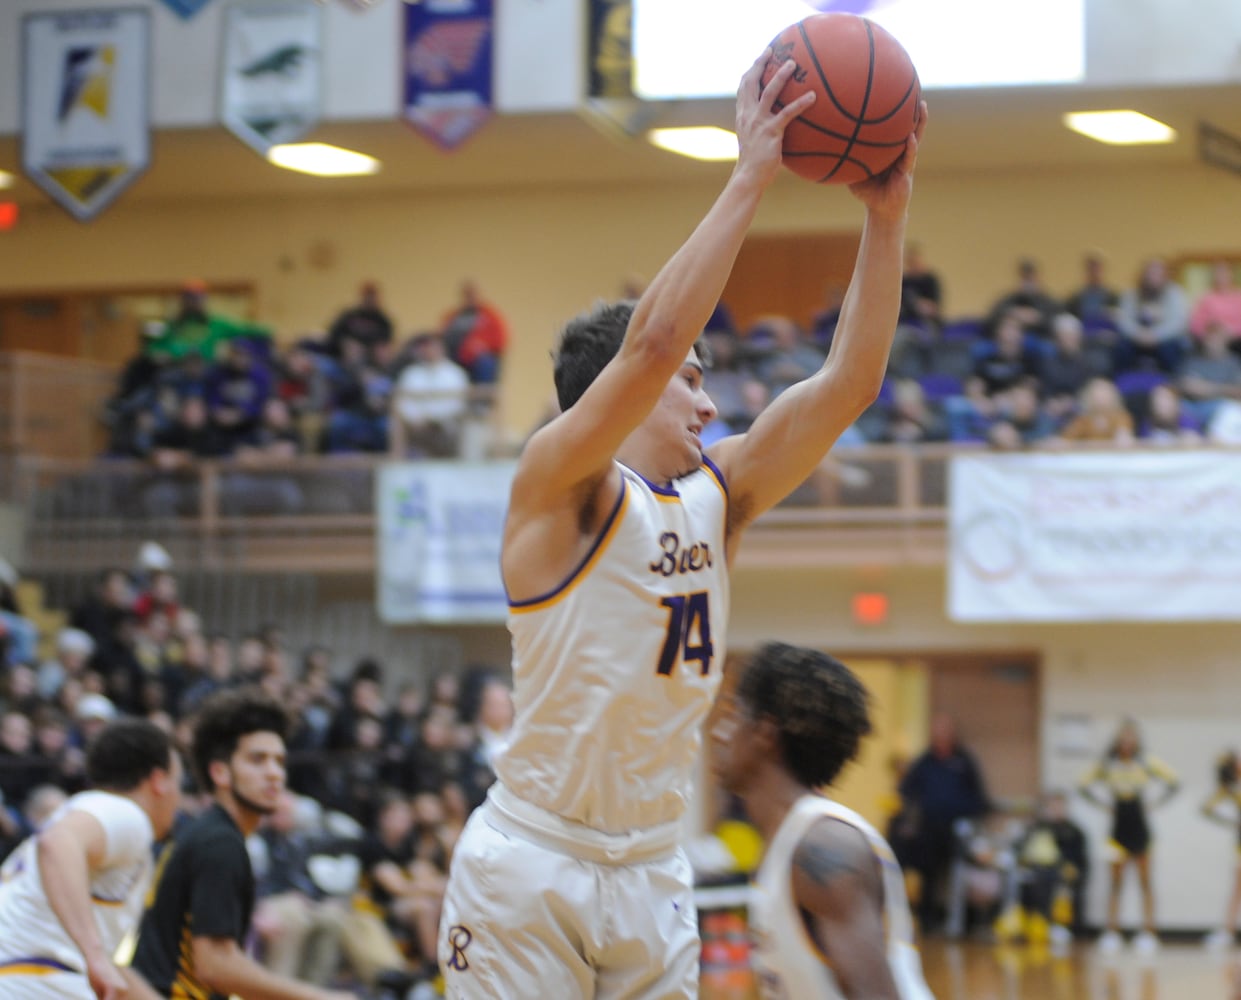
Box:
[21, 8, 150, 222]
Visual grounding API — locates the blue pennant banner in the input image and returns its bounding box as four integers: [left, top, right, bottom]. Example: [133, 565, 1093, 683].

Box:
[403, 0, 494, 151]
[157, 0, 214, 19]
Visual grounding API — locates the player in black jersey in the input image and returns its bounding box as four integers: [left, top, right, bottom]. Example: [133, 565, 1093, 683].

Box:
[132, 688, 354, 1000]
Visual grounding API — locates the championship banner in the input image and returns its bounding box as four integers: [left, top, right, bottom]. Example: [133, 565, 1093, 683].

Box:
[157, 0, 214, 18]
[948, 451, 1241, 623]
[21, 9, 150, 222]
[403, 0, 494, 150]
[220, 0, 321, 155]
[377, 461, 516, 625]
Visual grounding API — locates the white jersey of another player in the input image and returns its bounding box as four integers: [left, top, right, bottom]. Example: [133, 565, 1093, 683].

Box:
[750, 795, 933, 1000]
[0, 791, 155, 989]
[494, 458, 729, 842]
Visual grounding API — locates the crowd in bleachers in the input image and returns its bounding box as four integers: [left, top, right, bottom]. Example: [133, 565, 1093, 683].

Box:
[104, 279, 508, 466]
[101, 254, 1241, 484]
[701, 252, 1241, 452]
[0, 548, 511, 996]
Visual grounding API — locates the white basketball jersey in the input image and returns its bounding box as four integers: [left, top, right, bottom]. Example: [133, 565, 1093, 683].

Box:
[0, 791, 155, 976]
[750, 795, 934, 1000]
[495, 460, 730, 835]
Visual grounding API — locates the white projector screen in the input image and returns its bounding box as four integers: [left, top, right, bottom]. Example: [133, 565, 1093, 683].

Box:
[633, 0, 1086, 100]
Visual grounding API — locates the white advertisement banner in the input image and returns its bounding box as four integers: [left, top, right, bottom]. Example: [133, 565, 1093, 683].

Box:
[377, 461, 516, 625]
[948, 451, 1241, 622]
[21, 8, 150, 222]
[220, 0, 321, 154]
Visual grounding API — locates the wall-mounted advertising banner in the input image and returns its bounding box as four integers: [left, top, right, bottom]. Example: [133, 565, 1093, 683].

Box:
[403, 0, 494, 150]
[948, 451, 1241, 623]
[377, 461, 516, 625]
[157, 0, 214, 18]
[22, 8, 150, 222]
[220, 0, 321, 155]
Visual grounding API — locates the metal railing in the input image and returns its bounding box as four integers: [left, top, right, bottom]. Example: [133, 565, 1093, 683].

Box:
[9, 443, 972, 572]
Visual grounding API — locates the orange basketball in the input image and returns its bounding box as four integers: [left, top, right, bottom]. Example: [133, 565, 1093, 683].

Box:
[761, 13, 920, 185]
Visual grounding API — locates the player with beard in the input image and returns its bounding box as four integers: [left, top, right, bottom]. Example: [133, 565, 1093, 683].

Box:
[131, 688, 352, 1000]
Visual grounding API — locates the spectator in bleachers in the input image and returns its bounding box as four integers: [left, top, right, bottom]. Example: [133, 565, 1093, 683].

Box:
[393, 330, 470, 458]
[900, 242, 944, 333]
[750, 314, 826, 396]
[0, 710, 43, 813]
[952, 313, 1043, 441]
[985, 258, 1061, 339]
[21, 783, 68, 834]
[205, 339, 273, 451]
[987, 380, 1056, 451]
[133, 568, 181, 626]
[1064, 251, 1119, 328]
[36, 626, 95, 701]
[1114, 258, 1191, 373]
[338, 791, 426, 993]
[277, 343, 337, 447]
[1056, 378, 1135, 445]
[1142, 384, 1203, 444]
[877, 378, 949, 444]
[1041, 312, 1107, 421]
[441, 280, 509, 384]
[1177, 324, 1241, 426]
[1190, 261, 1241, 347]
[70, 568, 134, 649]
[323, 339, 392, 454]
[149, 394, 231, 476]
[237, 397, 303, 461]
[700, 328, 755, 432]
[0, 560, 38, 669]
[251, 790, 349, 984]
[327, 282, 394, 363]
[30, 708, 87, 795]
[148, 278, 271, 362]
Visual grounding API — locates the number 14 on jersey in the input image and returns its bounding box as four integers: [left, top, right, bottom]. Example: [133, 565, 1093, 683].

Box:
[655, 591, 715, 677]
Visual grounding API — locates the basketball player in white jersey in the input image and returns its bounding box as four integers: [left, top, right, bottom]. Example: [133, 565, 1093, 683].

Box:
[712, 643, 933, 1000]
[437, 47, 927, 999]
[0, 718, 182, 1000]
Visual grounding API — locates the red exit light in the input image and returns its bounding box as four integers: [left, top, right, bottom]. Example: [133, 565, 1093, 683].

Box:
[0, 203, 18, 231]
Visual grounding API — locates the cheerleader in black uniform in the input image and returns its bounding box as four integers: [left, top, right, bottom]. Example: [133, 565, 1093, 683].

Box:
[1078, 719, 1178, 955]
[1203, 751, 1241, 951]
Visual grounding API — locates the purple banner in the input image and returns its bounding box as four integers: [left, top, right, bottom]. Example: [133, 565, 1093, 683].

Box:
[403, 0, 493, 151]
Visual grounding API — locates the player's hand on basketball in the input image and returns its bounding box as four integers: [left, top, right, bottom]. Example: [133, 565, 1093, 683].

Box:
[85, 954, 127, 1000]
[734, 47, 816, 188]
[847, 99, 928, 219]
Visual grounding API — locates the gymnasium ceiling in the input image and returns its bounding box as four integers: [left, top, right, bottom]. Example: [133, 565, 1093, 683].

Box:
[0, 80, 1238, 206]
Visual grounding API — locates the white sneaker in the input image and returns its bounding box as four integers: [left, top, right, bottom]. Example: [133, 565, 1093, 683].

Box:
[1205, 928, 1235, 952]
[1132, 931, 1160, 956]
[1096, 930, 1123, 956]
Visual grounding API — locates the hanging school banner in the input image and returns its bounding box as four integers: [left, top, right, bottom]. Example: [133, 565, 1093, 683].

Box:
[157, 0, 214, 18]
[220, 0, 321, 155]
[947, 451, 1241, 622]
[21, 9, 150, 222]
[402, 0, 494, 150]
[377, 460, 516, 625]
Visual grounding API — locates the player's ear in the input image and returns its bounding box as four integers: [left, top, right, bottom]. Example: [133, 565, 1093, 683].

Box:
[207, 758, 231, 791]
[754, 714, 780, 753]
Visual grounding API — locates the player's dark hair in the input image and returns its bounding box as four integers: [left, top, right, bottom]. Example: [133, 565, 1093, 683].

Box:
[86, 719, 175, 792]
[553, 300, 635, 412]
[1218, 751, 1239, 790]
[736, 642, 872, 789]
[552, 300, 713, 412]
[191, 687, 289, 791]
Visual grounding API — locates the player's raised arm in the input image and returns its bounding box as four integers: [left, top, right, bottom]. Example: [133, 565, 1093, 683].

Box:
[708, 102, 927, 538]
[513, 52, 815, 505]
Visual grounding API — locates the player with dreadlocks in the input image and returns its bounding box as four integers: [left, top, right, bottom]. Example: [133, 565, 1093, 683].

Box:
[710, 642, 932, 1000]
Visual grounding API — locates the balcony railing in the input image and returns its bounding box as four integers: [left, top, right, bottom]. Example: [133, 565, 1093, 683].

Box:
[9, 444, 975, 572]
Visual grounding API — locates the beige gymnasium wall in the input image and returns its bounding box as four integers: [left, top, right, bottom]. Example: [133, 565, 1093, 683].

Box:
[2, 158, 1237, 432]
